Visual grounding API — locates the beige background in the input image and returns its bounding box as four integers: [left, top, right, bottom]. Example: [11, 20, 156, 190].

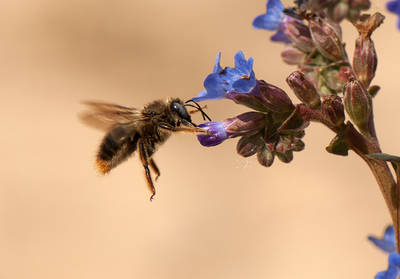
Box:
[0, 0, 399, 278]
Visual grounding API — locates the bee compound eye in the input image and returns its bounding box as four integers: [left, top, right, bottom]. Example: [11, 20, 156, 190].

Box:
[171, 101, 191, 122]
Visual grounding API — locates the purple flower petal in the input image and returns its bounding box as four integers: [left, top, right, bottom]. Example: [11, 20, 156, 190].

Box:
[252, 0, 284, 30]
[197, 122, 228, 146]
[192, 51, 257, 102]
[270, 30, 291, 43]
[387, 0, 400, 13]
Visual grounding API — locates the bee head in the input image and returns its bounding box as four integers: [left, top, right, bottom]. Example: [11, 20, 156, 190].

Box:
[170, 99, 193, 126]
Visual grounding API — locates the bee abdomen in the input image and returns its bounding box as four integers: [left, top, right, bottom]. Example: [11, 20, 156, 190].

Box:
[96, 126, 139, 174]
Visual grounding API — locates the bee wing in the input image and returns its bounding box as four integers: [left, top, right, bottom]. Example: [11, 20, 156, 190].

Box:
[79, 101, 146, 131]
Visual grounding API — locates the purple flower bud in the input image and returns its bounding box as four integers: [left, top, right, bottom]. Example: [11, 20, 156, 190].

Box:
[329, 2, 349, 22]
[291, 138, 305, 152]
[281, 17, 315, 53]
[275, 138, 294, 163]
[321, 95, 345, 127]
[353, 36, 377, 88]
[343, 79, 372, 134]
[253, 80, 295, 113]
[368, 85, 380, 98]
[224, 112, 267, 137]
[286, 71, 321, 108]
[226, 90, 271, 112]
[236, 134, 264, 157]
[309, 17, 344, 61]
[281, 47, 305, 65]
[306, 0, 336, 11]
[257, 143, 275, 167]
[325, 134, 349, 156]
[350, 0, 371, 10]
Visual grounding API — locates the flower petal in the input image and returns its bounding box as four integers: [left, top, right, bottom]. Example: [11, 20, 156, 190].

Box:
[213, 52, 223, 73]
[197, 122, 228, 146]
[253, 13, 283, 30]
[389, 252, 400, 266]
[252, 0, 284, 30]
[270, 30, 291, 43]
[368, 226, 396, 253]
[387, 0, 400, 13]
[267, 0, 284, 11]
[368, 236, 396, 253]
[192, 51, 257, 102]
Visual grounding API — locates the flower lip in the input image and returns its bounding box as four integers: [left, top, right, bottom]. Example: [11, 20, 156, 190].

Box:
[197, 122, 228, 147]
[252, 0, 291, 44]
[253, 0, 285, 30]
[368, 225, 396, 253]
[387, 0, 400, 29]
[387, 0, 400, 13]
[192, 51, 257, 102]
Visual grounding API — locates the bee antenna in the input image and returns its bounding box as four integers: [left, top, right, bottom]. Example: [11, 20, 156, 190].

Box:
[184, 100, 212, 122]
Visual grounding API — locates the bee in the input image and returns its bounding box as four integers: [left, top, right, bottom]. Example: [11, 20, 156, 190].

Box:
[80, 98, 211, 201]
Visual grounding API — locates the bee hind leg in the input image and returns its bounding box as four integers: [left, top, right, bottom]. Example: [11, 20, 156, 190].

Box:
[138, 140, 156, 201]
[149, 158, 160, 181]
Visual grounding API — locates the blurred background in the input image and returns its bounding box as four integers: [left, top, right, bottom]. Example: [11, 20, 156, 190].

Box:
[0, 0, 399, 278]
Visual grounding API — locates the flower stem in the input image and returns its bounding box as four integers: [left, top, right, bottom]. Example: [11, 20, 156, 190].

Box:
[299, 105, 398, 249]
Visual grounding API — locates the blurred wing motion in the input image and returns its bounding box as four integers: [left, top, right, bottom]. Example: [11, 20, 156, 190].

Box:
[79, 101, 145, 174]
[79, 101, 144, 131]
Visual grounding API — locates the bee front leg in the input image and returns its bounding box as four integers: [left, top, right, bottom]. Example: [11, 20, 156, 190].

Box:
[138, 140, 156, 201]
[149, 158, 160, 181]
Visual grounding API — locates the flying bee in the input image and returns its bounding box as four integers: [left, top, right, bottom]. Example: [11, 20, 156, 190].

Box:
[79, 98, 211, 201]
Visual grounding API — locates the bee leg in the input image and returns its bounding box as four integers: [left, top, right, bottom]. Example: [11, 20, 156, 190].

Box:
[149, 158, 160, 181]
[138, 141, 156, 201]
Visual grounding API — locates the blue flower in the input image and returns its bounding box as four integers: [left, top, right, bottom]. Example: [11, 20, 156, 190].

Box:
[192, 51, 257, 102]
[369, 226, 396, 253]
[197, 122, 229, 146]
[387, 0, 400, 29]
[369, 226, 400, 279]
[252, 0, 291, 44]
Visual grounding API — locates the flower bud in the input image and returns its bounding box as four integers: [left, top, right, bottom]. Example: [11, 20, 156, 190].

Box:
[253, 80, 294, 113]
[350, 0, 371, 10]
[224, 112, 266, 137]
[281, 17, 315, 53]
[353, 36, 377, 88]
[323, 69, 342, 92]
[257, 144, 275, 167]
[309, 17, 344, 61]
[281, 47, 305, 65]
[275, 137, 294, 163]
[236, 134, 264, 157]
[226, 91, 270, 112]
[329, 2, 349, 22]
[344, 79, 372, 134]
[326, 134, 349, 156]
[321, 95, 345, 127]
[286, 71, 321, 109]
[291, 138, 305, 152]
[368, 85, 380, 98]
[306, 0, 336, 11]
